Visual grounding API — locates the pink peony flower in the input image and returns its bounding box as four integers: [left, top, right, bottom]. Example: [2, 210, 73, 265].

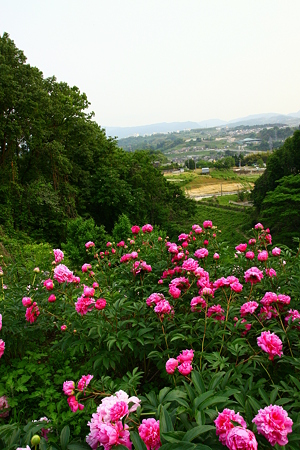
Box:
[208, 305, 225, 321]
[235, 243, 247, 252]
[213, 253, 220, 260]
[78, 374, 93, 391]
[265, 268, 277, 278]
[177, 349, 194, 363]
[63, 380, 75, 396]
[240, 301, 259, 317]
[231, 281, 243, 293]
[0, 313, 1, 331]
[82, 263, 92, 272]
[48, 294, 56, 303]
[259, 305, 278, 321]
[248, 238, 256, 245]
[93, 282, 99, 288]
[44, 279, 54, 290]
[61, 325, 67, 331]
[178, 362, 193, 376]
[87, 420, 131, 450]
[252, 405, 293, 446]
[190, 296, 206, 312]
[54, 264, 74, 283]
[182, 258, 199, 272]
[178, 233, 189, 241]
[254, 223, 264, 230]
[245, 251, 255, 260]
[67, 395, 84, 412]
[194, 227, 202, 234]
[244, 267, 263, 284]
[85, 241, 95, 248]
[166, 358, 178, 374]
[53, 248, 64, 263]
[83, 285, 95, 297]
[215, 408, 247, 445]
[226, 427, 257, 450]
[203, 239, 209, 246]
[95, 298, 107, 310]
[277, 294, 290, 305]
[257, 250, 268, 261]
[257, 331, 283, 360]
[106, 242, 112, 247]
[285, 309, 300, 324]
[16, 447, 31, 450]
[117, 240, 125, 247]
[154, 300, 172, 316]
[75, 296, 95, 315]
[139, 418, 161, 450]
[0, 340, 5, 358]
[22, 297, 32, 307]
[131, 225, 140, 234]
[192, 224, 201, 230]
[25, 303, 40, 323]
[0, 395, 9, 418]
[203, 220, 213, 228]
[110, 401, 129, 422]
[194, 248, 209, 259]
[272, 247, 281, 256]
[142, 224, 153, 233]
[260, 291, 278, 306]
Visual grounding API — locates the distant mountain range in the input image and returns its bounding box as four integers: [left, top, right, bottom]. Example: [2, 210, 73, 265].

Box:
[104, 111, 300, 139]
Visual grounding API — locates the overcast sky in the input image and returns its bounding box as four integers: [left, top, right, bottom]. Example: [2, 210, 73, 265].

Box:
[1, 0, 300, 127]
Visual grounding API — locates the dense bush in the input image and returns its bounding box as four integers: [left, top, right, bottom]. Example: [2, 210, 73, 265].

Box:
[1, 220, 300, 449]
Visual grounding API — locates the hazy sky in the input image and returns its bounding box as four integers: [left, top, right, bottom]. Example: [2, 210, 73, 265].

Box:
[1, 0, 300, 127]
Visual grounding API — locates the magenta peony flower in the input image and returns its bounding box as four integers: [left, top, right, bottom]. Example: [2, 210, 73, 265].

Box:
[0, 340, 5, 359]
[260, 292, 277, 306]
[231, 281, 243, 293]
[95, 298, 107, 310]
[182, 257, 199, 272]
[254, 223, 264, 230]
[142, 224, 153, 233]
[146, 293, 165, 307]
[272, 247, 281, 256]
[85, 241, 95, 248]
[252, 404, 293, 446]
[235, 243, 247, 252]
[83, 285, 95, 297]
[22, 297, 32, 307]
[194, 248, 209, 259]
[208, 305, 225, 321]
[78, 374, 93, 391]
[131, 225, 140, 234]
[0, 395, 9, 418]
[226, 427, 257, 449]
[54, 264, 74, 283]
[213, 252, 220, 260]
[75, 296, 95, 315]
[25, 303, 40, 323]
[277, 294, 290, 305]
[244, 267, 263, 284]
[154, 300, 172, 316]
[240, 301, 259, 317]
[48, 294, 56, 302]
[138, 418, 161, 450]
[177, 349, 194, 364]
[245, 251, 255, 260]
[257, 331, 283, 360]
[248, 238, 256, 245]
[203, 220, 213, 228]
[93, 282, 99, 288]
[63, 380, 75, 396]
[166, 358, 178, 374]
[117, 240, 125, 247]
[285, 309, 300, 324]
[61, 325, 67, 331]
[67, 395, 84, 412]
[194, 227, 202, 234]
[0, 313, 1, 331]
[190, 296, 206, 312]
[257, 250, 268, 261]
[265, 268, 277, 277]
[178, 362, 193, 376]
[82, 263, 92, 272]
[43, 279, 54, 290]
[110, 401, 129, 422]
[215, 408, 247, 445]
[53, 248, 64, 263]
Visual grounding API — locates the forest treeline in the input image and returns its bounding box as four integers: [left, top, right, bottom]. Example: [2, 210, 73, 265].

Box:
[0, 33, 195, 247]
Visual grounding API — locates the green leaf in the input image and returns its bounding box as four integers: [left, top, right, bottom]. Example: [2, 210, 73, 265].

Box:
[60, 425, 70, 450]
[159, 443, 195, 450]
[160, 405, 174, 437]
[183, 425, 215, 442]
[191, 371, 205, 394]
[67, 443, 91, 450]
[129, 431, 147, 450]
[161, 431, 186, 443]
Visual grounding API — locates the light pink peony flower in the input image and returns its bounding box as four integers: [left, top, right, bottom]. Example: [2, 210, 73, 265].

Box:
[178, 233, 189, 241]
[257, 250, 268, 261]
[226, 426, 257, 450]
[139, 418, 161, 450]
[85, 241, 95, 248]
[142, 224, 153, 233]
[272, 247, 281, 256]
[240, 301, 259, 317]
[252, 404, 293, 446]
[53, 248, 64, 263]
[16, 447, 31, 450]
[54, 264, 74, 283]
[44, 279, 54, 290]
[131, 225, 140, 234]
[257, 331, 283, 360]
[78, 374, 93, 391]
[63, 380, 75, 396]
[166, 358, 178, 374]
[178, 362, 193, 376]
[214, 408, 247, 445]
[194, 227, 202, 234]
[244, 267, 263, 284]
[203, 220, 213, 228]
[95, 298, 107, 310]
[25, 303, 40, 323]
[194, 248, 209, 259]
[67, 395, 84, 412]
[87, 420, 131, 450]
[235, 243, 247, 252]
[110, 401, 129, 422]
[22, 297, 32, 307]
[208, 305, 225, 321]
[0, 395, 9, 418]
